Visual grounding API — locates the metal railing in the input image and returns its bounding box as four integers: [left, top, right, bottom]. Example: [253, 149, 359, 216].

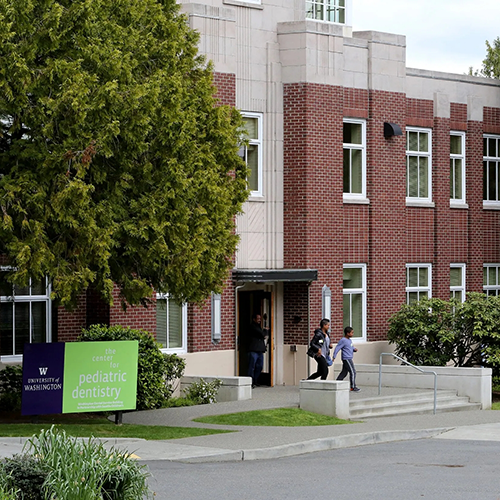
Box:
[379, 353, 438, 415]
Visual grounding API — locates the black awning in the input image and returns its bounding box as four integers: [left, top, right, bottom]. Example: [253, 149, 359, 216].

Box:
[232, 269, 318, 283]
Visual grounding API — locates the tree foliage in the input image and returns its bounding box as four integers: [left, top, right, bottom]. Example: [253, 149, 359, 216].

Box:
[388, 293, 500, 375]
[0, 0, 248, 309]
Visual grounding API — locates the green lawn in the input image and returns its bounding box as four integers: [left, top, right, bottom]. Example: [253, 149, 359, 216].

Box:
[0, 417, 231, 439]
[194, 407, 355, 426]
[491, 402, 500, 410]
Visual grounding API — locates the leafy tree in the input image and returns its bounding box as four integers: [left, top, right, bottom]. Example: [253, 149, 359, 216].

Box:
[388, 293, 500, 375]
[479, 37, 500, 79]
[0, 0, 248, 309]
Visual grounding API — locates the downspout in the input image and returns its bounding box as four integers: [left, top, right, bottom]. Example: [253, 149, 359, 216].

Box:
[307, 281, 311, 379]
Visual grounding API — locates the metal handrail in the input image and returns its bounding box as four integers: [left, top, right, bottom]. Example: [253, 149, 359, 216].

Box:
[379, 353, 438, 415]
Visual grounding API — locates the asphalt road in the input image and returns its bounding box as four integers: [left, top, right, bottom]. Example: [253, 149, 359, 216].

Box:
[145, 438, 500, 500]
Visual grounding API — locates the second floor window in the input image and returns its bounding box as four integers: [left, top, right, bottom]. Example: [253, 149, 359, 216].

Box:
[406, 128, 432, 203]
[306, 0, 346, 23]
[343, 119, 366, 201]
[240, 113, 263, 197]
[450, 132, 465, 204]
[484, 135, 500, 205]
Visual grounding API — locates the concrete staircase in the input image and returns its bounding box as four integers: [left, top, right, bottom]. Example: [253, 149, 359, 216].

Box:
[349, 390, 481, 419]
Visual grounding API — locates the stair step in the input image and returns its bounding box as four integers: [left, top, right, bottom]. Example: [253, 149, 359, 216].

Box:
[348, 390, 481, 418]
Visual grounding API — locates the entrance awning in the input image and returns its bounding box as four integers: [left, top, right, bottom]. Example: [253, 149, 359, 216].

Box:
[232, 269, 318, 283]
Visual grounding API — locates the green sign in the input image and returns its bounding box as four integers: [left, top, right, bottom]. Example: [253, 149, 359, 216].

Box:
[62, 341, 138, 413]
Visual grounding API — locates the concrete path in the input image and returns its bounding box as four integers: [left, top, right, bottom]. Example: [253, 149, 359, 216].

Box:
[1, 386, 499, 462]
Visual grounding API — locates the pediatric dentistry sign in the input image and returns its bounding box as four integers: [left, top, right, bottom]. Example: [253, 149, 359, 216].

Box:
[22, 341, 138, 416]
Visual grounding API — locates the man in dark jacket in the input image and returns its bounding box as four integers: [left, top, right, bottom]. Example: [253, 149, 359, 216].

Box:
[306, 318, 331, 380]
[247, 313, 269, 388]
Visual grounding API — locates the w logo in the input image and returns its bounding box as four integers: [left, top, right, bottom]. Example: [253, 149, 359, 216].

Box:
[39, 367, 48, 375]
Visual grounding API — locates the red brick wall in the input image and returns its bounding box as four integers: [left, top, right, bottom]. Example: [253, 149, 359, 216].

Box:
[57, 296, 87, 342]
[283, 283, 309, 345]
[213, 72, 236, 107]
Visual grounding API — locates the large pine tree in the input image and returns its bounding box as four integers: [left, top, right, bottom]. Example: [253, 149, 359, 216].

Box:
[0, 0, 248, 308]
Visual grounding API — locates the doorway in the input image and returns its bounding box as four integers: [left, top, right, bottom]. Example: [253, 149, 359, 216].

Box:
[237, 290, 273, 386]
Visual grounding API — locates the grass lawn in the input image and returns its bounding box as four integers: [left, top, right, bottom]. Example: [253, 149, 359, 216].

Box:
[194, 407, 356, 426]
[0, 415, 231, 440]
[491, 402, 500, 410]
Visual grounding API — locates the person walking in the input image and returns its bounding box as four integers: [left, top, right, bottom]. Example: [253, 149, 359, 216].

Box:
[247, 313, 269, 388]
[306, 319, 332, 380]
[333, 326, 360, 391]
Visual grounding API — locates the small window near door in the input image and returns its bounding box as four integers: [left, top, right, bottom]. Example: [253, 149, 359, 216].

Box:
[156, 294, 187, 353]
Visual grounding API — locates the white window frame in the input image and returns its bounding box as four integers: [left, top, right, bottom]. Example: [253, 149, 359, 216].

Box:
[0, 267, 52, 361]
[156, 293, 188, 354]
[342, 264, 366, 341]
[450, 131, 466, 207]
[406, 264, 432, 304]
[241, 112, 263, 198]
[343, 118, 367, 203]
[305, 0, 352, 25]
[483, 134, 500, 208]
[450, 264, 466, 303]
[406, 127, 432, 205]
[483, 264, 500, 296]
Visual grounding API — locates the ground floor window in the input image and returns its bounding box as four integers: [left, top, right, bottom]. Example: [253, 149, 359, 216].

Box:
[156, 294, 187, 353]
[450, 264, 466, 302]
[484, 264, 500, 296]
[342, 264, 366, 340]
[0, 269, 51, 357]
[406, 264, 432, 304]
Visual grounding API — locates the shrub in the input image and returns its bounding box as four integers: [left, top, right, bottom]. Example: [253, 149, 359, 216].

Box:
[183, 378, 222, 405]
[163, 353, 186, 400]
[79, 324, 171, 410]
[0, 365, 23, 412]
[0, 454, 49, 500]
[388, 293, 500, 374]
[24, 426, 153, 500]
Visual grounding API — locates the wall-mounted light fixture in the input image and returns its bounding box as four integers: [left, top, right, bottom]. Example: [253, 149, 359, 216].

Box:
[322, 285, 331, 321]
[384, 122, 403, 138]
[211, 292, 221, 344]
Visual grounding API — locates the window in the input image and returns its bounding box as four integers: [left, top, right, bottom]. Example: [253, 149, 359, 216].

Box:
[483, 135, 500, 206]
[450, 132, 465, 205]
[406, 128, 432, 203]
[343, 119, 366, 201]
[240, 112, 263, 197]
[406, 264, 432, 304]
[306, 0, 346, 23]
[0, 268, 51, 358]
[450, 264, 466, 302]
[483, 265, 500, 296]
[343, 265, 366, 340]
[156, 294, 187, 353]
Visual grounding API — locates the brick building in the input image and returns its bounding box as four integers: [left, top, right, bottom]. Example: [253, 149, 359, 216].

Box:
[3, 0, 500, 385]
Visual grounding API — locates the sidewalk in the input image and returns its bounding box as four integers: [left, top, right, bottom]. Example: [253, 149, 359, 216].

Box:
[1, 385, 500, 462]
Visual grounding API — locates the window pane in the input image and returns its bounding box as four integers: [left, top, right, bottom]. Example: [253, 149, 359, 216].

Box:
[247, 145, 259, 192]
[419, 267, 428, 287]
[450, 268, 462, 287]
[419, 133, 428, 152]
[408, 292, 419, 305]
[408, 268, 418, 287]
[31, 278, 46, 296]
[343, 122, 362, 144]
[407, 132, 418, 151]
[14, 283, 29, 296]
[168, 301, 182, 349]
[343, 148, 351, 192]
[450, 135, 462, 155]
[407, 156, 418, 197]
[15, 302, 30, 355]
[243, 118, 258, 140]
[0, 272, 12, 297]
[0, 304, 13, 356]
[351, 293, 362, 336]
[489, 267, 497, 286]
[343, 267, 362, 289]
[156, 299, 167, 347]
[488, 138, 497, 158]
[453, 159, 462, 199]
[419, 157, 428, 197]
[488, 162, 497, 201]
[31, 302, 46, 344]
[343, 293, 350, 328]
[351, 149, 362, 193]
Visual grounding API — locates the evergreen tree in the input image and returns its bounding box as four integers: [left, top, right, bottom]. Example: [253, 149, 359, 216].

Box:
[0, 0, 248, 308]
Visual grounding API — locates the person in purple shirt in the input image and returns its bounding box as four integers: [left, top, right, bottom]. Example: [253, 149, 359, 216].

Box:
[333, 326, 360, 392]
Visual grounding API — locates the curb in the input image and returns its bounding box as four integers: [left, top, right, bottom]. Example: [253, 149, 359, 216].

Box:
[176, 427, 453, 463]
